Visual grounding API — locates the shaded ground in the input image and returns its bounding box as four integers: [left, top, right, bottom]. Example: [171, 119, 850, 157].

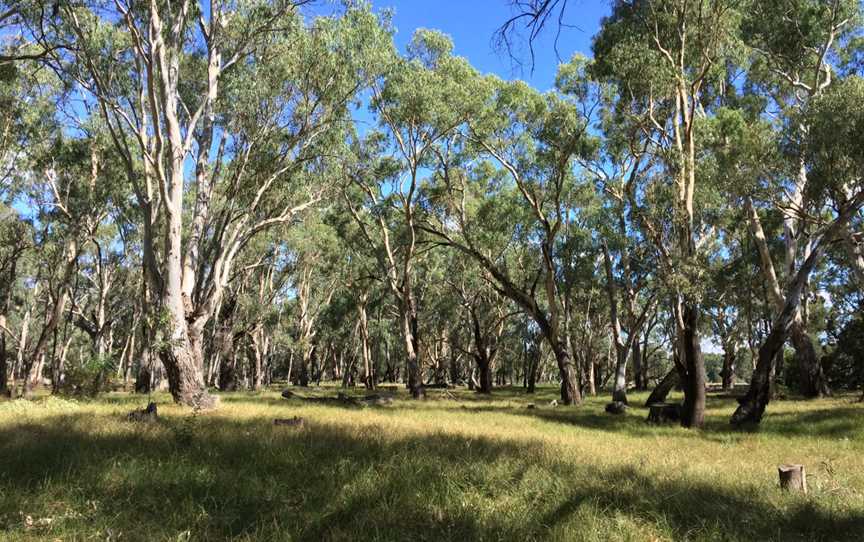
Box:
[1, 386, 863, 541]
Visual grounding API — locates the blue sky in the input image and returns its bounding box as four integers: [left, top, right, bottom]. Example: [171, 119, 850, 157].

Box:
[371, 0, 611, 90]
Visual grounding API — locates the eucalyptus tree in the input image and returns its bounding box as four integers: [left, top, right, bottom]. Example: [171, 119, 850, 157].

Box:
[209, 231, 293, 391]
[732, 75, 864, 424]
[413, 248, 462, 386]
[705, 268, 747, 390]
[448, 258, 515, 394]
[591, 138, 658, 401]
[285, 214, 342, 387]
[572, 55, 662, 399]
[423, 59, 600, 405]
[600, 238, 656, 402]
[332, 174, 390, 390]
[0, 45, 61, 394]
[591, 0, 746, 427]
[17, 130, 120, 396]
[735, 0, 861, 398]
[24, 2, 379, 405]
[0, 208, 27, 394]
[344, 29, 486, 397]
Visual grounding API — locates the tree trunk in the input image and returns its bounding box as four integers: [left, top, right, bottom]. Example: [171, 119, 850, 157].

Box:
[0, 315, 7, 395]
[746, 197, 831, 399]
[160, 340, 211, 407]
[358, 296, 375, 390]
[586, 356, 596, 396]
[789, 322, 829, 397]
[25, 353, 46, 395]
[842, 225, 864, 287]
[640, 339, 650, 392]
[603, 241, 629, 404]
[721, 345, 736, 391]
[645, 367, 680, 406]
[553, 343, 581, 405]
[52, 335, 72, 393]
[678, 304, 706, 428]
[135, 335, 155, 394]
[158, 295, 211, 406]
[526, 343, 539, 394]
[632, 339, 644, 390]
[612, 344, 629, 404]
[779, 464, 807, 493]
[297, 347, 312, 387]
[0, 241, 20, 395]
[403, 302, 424, 398]
[730, 226, 841, 425]
[731, 323, 787, 426]
[218, 331, 238, 392]
[469, 305, 494, 394]
[22, 240, 77, 397]
[476, 356, 492, 394]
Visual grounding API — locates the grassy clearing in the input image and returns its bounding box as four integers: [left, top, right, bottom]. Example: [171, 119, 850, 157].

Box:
[1, 386, 863, 541]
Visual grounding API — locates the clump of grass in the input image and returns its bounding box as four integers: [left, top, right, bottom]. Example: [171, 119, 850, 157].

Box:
[1, 386, 862, 541]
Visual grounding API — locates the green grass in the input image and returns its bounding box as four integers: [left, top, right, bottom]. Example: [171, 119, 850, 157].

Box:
[1, 386, 863, 541]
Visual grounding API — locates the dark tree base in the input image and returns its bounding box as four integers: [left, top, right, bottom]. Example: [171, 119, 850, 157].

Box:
[647, 403, 680, 424]
[605, 401, 628, 415]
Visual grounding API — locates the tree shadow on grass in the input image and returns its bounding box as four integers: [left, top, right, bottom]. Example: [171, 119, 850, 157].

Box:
[1, 410, 862, 541]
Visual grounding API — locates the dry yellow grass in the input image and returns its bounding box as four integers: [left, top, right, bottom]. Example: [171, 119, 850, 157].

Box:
[1, 386, 862, 541]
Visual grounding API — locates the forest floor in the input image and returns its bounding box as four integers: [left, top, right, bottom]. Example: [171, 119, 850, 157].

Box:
[1, 385, 863, 541]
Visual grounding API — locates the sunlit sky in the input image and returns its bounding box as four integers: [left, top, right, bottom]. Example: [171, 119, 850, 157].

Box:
[367, 0, 611, 89]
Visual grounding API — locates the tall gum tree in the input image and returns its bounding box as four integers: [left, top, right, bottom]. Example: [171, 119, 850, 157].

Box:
[731, 75, 864, 425]
[739, 0, 861, 397]
[32, 1, 375, 405]
[592, 0, 745, 427]
[422, 60, 601, 405]
[345, 29, 487, 398]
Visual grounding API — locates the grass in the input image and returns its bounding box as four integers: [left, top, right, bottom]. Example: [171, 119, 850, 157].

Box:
[1, 385, 863, 541]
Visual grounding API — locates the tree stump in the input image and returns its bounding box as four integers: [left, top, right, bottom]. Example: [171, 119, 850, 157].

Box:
[605, 401, 628, 415]
[274, 417, 305, 427]
[647, 403, 680, 424]
[127, 402, 158, 423]
[778, 464, 807, 493]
